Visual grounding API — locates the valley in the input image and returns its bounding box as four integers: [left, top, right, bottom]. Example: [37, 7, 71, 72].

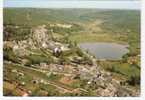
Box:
[3, 8, 140, 96]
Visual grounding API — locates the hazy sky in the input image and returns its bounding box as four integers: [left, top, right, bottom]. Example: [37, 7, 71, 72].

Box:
[4, 0, 141, 10]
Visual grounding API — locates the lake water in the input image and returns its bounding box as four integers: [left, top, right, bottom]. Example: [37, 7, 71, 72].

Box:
[79, 42, 129, 60]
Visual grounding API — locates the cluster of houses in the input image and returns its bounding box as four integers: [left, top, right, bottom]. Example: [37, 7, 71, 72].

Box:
[49, 23, 72, 29]
[4, 23, 139, 96]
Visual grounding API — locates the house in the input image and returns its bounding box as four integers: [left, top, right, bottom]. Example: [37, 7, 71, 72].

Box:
[50, 23, 72, 28]
[40, 63, 48, 69]
[42, 42, 47, 48]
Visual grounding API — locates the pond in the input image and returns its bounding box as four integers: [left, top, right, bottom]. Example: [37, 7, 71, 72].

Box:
[79, 42, 129, 60]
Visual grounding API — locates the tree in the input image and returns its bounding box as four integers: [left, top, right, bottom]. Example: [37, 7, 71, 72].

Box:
[4, 47, 20, 63]
[127, 74, 140, 86]
[122, 54, 129, 63]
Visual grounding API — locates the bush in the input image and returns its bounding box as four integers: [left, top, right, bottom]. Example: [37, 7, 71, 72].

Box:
[58, 56, 70, 65]
[48, 73, 62, 80]
[26, 54, 53, 65]
[76, 47, 84, 57]
[4, 25, 31, 41]
[122, 53, 129, 63]
[127, 74, 140, 86]
[82, 55, 93, 65]
[108, 66, 116, 72]
[4, 47, 20, 63]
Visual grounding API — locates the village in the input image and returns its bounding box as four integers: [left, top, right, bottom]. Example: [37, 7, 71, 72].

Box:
[3, 24, 140, 96]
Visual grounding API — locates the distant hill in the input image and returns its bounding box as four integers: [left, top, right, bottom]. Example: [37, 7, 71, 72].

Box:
[3, 8, 140, 34]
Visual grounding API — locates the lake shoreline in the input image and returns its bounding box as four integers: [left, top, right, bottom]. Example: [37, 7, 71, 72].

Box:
[79, 42, 129, 60]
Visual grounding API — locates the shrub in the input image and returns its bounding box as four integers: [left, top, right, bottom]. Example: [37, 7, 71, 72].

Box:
[58, 56, 70, 65]
[4, 47, 20, 63]
[26, 54, 53, 65]
[122, 53, 129, 63]
[82, 55, 93, 65]
[76, 47, 84, 57]
[4, 25, 31, 41]
[127, 74, 140, 86]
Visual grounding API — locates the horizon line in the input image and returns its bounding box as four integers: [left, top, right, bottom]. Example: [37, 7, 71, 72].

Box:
[3, 7, 141, 11]
[4, 1, 141, 10]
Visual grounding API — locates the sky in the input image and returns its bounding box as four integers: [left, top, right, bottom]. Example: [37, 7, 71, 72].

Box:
[3, 0, 141, 10]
